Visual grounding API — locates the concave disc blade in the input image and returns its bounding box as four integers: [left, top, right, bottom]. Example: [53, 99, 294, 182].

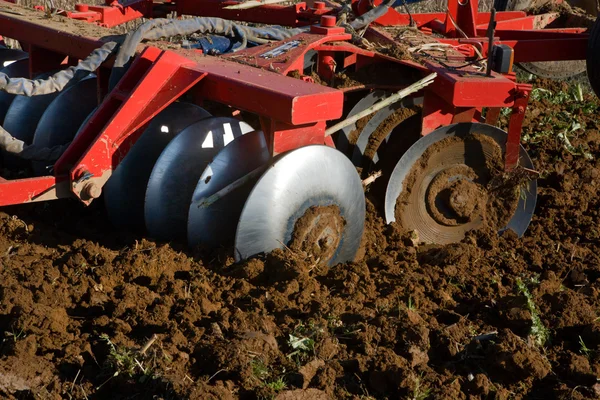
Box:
[31, 77, 98, 175]
[145, 116, 254, 241]
[188, 130, 271, 248]
[519, 60, 586, 80]
[351, 98, 421, 167]
[335, 90, 387, 158]
[104, 102, 211, 231]
[0, 49, 27, 68]
[2, 71, 61, 169]
[0, 59, 28, 125]
[384, 123, 537, 244]
[235, 145, 365, 266]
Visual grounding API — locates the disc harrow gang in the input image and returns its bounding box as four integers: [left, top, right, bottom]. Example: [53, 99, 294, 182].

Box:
[104, 102, 212, 232]
[0, 0, 595, 265]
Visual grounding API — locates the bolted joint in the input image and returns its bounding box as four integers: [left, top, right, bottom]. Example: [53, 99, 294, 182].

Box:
[82, 182, 102, 200]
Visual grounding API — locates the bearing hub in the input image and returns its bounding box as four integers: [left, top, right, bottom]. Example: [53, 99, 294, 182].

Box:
[289, 205, 345, 262]
[426, 165, 487, 226]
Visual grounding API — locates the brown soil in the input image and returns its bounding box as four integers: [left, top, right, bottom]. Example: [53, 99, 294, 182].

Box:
[395, 133, 520, 244]
[1, 72, 600, 400]
[288, 205, 345, 265]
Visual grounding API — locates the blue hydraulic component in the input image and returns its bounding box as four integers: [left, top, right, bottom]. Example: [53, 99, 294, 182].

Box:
[392, 0, 427, 5]
[182, 35, 252, 54]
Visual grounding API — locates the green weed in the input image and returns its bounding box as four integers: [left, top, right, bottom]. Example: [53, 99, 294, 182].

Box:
[265, 377, 287, 392]
[516, 278, 550, 347]
[412, 376, 431, 400]
[579, 336, 592, 358]
[100, 334, 142, 377]
[287, 322, 323, 362]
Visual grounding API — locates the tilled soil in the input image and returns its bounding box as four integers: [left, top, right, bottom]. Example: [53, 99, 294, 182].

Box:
[1, 79, 600, 400]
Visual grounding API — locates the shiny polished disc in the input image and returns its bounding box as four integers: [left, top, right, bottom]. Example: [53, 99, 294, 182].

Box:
[145, 116, 254, 241]
[104, 102, 211, 231]
[188, 130, 270, 248]
[235, 145, 365, 266]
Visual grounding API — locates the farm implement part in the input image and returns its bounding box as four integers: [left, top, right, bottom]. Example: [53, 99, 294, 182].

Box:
[0, 0, 596, 265]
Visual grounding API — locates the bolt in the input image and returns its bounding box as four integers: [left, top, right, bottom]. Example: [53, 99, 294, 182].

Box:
[82, 182, 101, 199]
[517, 106, 525, 114]
[314, 1, 326, 9]
[320, 15, 336, 27]
[75, 3, 89, 12]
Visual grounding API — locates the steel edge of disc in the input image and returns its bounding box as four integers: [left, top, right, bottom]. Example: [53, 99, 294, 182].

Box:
[234, 145, 366, 265]
[384, 122, 537, 237]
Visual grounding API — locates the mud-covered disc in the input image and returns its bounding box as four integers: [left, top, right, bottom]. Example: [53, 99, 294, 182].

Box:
[105, 102, 211, 231]
[235, 145, 365, 266]
[335, 90, 388, 157]
[384, 123, 537, 244]
[188, 130, 270, 248]
[145, 117, 254, 241]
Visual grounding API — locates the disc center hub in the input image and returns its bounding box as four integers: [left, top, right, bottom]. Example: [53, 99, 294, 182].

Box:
[426, 165, 487, 226]
[289, 205, 345, 263]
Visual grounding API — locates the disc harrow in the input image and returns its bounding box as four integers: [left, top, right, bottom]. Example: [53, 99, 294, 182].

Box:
[0, 0, 596, 266]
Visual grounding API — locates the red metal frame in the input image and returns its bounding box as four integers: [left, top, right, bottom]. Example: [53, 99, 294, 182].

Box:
[0, 0, 591, 206]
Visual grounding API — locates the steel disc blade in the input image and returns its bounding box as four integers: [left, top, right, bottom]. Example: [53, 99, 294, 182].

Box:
[31, 77, 98, 175]
[145, 117, 254, 241]
[235, 145, 365, 266]
[518, 61, 586, 80]
[335, 91, 387, 157]
[0, 58, 28, 125]
[105, 102, 211, 232]
[188, 130, 271, 248]
[3, 71, 60, 169]
[351, 97, 422, 167]
[384, 123, 537, 244]
[0, 49, 27, 68]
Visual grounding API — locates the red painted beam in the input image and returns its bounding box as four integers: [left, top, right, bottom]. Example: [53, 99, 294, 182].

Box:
[502, 38, 587, 62]
[0, 10, 109, 62]
[181, 50, 344, 125]
[0, 176, 71, 206]
[427, 63, 517, 108]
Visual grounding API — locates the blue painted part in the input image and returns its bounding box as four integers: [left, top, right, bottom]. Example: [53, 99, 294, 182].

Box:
[181, 35, 262, 54]
[393, 0, 427, 5]
[182, 35, 241, 54]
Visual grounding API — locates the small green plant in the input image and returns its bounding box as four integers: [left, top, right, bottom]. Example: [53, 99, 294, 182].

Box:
[579, 336, 592, 357]
[265, 377, 287, 392]
[251, 359, 270, 381]
[286, 322, 323, 362]
[557, 120, 593, 160]
[6, 327, 25, 342]
[407, 296, 416, 311]
[100, 334, 140, 377]
[412, 376, 431, 400]
[516, 278, 550, 347]
[287, 334, 316, 359]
